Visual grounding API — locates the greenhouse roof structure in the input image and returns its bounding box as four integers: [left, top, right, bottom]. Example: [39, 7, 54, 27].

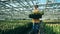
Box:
[0, 0, 60, 20]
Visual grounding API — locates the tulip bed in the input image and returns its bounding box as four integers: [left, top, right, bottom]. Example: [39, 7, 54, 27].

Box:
[0, 20, 60, 34]
[0, 20, 32, 34]
[44, 23, 60, 34]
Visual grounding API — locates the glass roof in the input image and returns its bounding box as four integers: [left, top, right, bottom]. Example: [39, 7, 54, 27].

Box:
[0, 0, 60, 20]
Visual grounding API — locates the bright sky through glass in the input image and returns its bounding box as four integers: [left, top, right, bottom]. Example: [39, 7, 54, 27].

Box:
[56, 0, 60, 2]
[37, 0, 60, 4]
[8, 0, 60, 10]
[38, 0, 46, 4]
[9, 0, 60, 7]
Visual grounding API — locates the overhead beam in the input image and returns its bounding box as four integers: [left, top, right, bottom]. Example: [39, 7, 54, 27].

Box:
[25, 0, 32, 8]
[0, 2, 10, 8]
[19, 0, 26, 6]
[16, 0, 24, 7]
[31, 1, 34, 5]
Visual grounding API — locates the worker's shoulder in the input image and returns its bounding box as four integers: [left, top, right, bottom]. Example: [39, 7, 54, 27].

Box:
[32, 9, 39, 12]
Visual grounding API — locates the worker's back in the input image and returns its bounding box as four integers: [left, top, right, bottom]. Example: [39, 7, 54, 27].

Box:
[32, 9, 40, 23]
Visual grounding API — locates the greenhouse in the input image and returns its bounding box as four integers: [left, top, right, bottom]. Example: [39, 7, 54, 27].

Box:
[0, 0, 60, 34]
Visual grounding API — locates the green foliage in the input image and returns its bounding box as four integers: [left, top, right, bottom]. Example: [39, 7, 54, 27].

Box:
[45, 24, 60, 34]
[0, 20, 32, 34]
[0, 20, 60, 34]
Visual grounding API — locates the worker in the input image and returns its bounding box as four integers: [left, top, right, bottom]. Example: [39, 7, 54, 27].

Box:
[29, 5, 44, 34]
